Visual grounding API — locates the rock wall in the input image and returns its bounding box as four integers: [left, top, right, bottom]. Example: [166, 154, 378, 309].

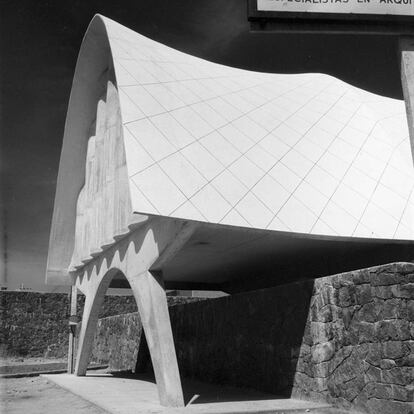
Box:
[93, 262, 414, 414]
[90, 296, 204, 370]
[91, 313, 143, 371]
[290, 262, 413, 414]
[0, 291, 202, 361]
[0, 292, 138, 358]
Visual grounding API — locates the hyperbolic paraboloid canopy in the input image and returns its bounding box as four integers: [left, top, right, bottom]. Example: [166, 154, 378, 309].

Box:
[47, 15, 414, 285]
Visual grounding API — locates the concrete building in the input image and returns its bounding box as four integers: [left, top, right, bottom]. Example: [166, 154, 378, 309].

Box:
[46, 15, 414, 407]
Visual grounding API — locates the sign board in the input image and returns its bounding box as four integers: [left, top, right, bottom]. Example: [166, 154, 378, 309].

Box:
[249, 0, 414, 33]
[257, 0, 414, 17]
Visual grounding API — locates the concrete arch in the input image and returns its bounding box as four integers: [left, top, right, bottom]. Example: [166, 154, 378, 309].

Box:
[73, 218, 191, 407]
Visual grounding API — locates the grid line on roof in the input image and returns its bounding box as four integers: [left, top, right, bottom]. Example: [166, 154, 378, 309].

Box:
[394, 187, 414, 238]
[202, 79, 340, 221]
[251, 89, 353, 230]
[130, 180, 161, 215]
[317, 110, 403, 236]
[198, 84, 340, 228]
[351, 139, 412, 238]
[104, 18, 414, 240]
[287, 111, 408, 215]
[309, 104, 379, 235]
[166, 78, 334, 223]
[126, 74, 323, 186]
[356, 120, 414, 223]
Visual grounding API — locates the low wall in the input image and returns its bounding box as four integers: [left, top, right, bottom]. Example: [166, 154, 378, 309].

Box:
[0, 292, 138, 358]
[90, 296, 202, 370]
[91, 313, 143, 371]
[0, 291, 202, 361]
[93, 262, 414, 414]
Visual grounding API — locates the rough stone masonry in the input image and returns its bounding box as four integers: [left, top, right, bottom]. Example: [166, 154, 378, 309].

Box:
[92, 262, 414, 414]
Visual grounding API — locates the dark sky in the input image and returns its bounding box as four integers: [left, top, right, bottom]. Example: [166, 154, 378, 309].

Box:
[0, 0, 405, 291]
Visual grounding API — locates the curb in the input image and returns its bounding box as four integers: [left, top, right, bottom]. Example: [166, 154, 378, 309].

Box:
[0, 364, 107, 379]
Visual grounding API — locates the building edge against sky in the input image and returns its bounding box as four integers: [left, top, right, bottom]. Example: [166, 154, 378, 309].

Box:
[37, 13, 414, 409]
[46, 15, 414, 286]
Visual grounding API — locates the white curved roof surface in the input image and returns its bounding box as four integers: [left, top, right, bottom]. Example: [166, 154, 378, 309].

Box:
[48, 15, 414, 284]
[100, 16, 414, 240]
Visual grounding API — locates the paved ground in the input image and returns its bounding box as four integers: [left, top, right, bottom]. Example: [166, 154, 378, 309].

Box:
[0, 375, 107, 414]
[1, 368, 352, 414]
[43, 370, 349, 414]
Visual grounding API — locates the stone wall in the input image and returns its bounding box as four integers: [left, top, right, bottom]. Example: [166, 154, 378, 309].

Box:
[0, 292, 202, 361]
[91, 313, 143, 371]
[0, 292, 138, 358]
[93, 262, 414, 414]
[90, 296, 204, 370]
[290, 262, 413, 414]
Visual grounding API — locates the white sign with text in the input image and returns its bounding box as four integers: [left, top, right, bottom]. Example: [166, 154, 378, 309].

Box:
[258, 0, 414, 16]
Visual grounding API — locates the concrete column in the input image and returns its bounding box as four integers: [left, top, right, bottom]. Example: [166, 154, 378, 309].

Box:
[400, 37, 414, 164]
[74, 276, 111, 376]
[129, 271, 184, 407]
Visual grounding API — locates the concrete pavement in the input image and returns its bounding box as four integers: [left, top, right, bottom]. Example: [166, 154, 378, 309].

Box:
[43, 370, 338, 414]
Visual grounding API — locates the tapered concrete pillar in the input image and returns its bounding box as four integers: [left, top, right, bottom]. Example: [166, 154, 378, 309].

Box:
[74, 276, 112, 376]
[129, 271, 184, 407]
[400, 37, 414, 164]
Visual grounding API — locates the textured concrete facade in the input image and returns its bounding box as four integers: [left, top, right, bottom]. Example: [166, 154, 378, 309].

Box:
[92, 263, 414, 414]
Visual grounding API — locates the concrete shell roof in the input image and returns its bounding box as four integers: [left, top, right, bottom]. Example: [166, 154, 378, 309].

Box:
[108, 15, 414, 239]
[48, 15, 414, 283]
